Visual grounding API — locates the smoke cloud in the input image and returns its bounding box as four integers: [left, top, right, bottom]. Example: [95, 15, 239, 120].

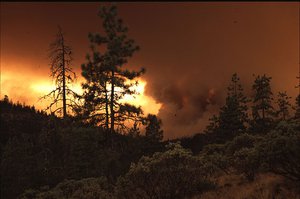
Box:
[1, 3, 299, 139]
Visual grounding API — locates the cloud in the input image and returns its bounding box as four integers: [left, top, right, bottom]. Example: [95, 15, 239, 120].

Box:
[144, 70, 227, 138]
[1, 3, 298, 139]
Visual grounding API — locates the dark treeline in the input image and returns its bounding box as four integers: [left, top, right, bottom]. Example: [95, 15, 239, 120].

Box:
[0, 96, 165, 199]
[1, 4, 300, 199]
[1, 71, 300, 198]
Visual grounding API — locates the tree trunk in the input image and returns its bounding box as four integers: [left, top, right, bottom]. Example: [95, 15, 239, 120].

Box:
[105, 83, 109, 129]
[110, 70, 115, 133]
[61, 35, 67, 118]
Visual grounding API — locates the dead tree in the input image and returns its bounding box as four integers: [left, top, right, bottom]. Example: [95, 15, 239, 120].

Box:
[41, 26, 78, 118]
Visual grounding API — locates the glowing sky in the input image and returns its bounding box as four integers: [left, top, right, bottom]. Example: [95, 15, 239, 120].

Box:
[1, 2, 299, 138]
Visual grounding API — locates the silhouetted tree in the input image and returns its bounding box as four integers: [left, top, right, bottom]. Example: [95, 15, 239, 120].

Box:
[251, 74, 274, 133]
[295, 66, 300, 119]
[81, 47, 110, 128]
[145, 114, 163, 142]
[3, 95, 9, 103]
[276, 91, 292, 120]
[204, 74, 248, 142]
[218, 73, 249, 140]
[41, 26, 78, 118]
[81, 5, 145, 132]
[295, 95, 300, 119]
[204, 115, 219, 134]
[128, 121, 141, 138]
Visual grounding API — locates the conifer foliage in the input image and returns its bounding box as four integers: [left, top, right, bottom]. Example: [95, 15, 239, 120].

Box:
[276, 91, 292, 120]
[251, 74, 274, 133]
[81, 5, 145, 132]
[205, 73, 249, 142]
[218, 73, 249, 139]
[145, 114, 164, 142]
[295, 68, 300, 119]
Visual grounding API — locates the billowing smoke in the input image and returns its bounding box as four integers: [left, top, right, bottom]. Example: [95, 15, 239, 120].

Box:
[144, 70, 229, 139]
[1, 3, 298, 139]
[127, 3, 299, 139]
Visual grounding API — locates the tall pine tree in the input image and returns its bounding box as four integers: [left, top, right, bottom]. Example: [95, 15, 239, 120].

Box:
[204, 73, 248, 142]
[81, 5, 145, 132]
[81, 44, 110, 128]
[295, 64, 300, 119]
[217, 73, 249, 141]
[276, 91, 292, 121]
[251, 74, 274, 133]
[295, 95, 300, 119]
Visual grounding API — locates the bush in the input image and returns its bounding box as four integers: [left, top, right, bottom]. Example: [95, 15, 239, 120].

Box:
[225, 134, 262, 181]
[199, 144, 229, 175]
[115, 142, 215, 199]
[19, 177, 114, 199]
[232, 147, 260, 181]
[257, 120, 300, 181]
[225, 133, 261, 155]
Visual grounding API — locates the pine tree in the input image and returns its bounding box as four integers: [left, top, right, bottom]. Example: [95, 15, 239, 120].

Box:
[81, 46, 110, 128]
[145, 114, 163, 142]
[251, 74, 274, 133]
[128, 121, 140, 137]
[217, 73, 249, 140]
[276, 91, 292, 120]
[204, 74, 249, 141]
[3, 95, 9, 103]
[295, 95, 300, 119]
[295, 65, 300, 119]
[41, 26, 78, 118]
[81, 5, 145, 132]
[204, 115, 220, 134]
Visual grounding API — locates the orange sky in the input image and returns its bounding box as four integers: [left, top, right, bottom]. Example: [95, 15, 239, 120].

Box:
[1, 68, 161, 116]
[1, 2, 299, 138]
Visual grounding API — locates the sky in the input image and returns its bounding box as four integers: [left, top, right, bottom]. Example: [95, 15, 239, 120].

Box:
[1, 2, 299, 139]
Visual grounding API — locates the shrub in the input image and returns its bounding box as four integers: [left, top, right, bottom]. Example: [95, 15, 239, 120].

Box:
[257, 120, 300, 181]
[115, 142, 215, 199]
[19, 177, 114, 199]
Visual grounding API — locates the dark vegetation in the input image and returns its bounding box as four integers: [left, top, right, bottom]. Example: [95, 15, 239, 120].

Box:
[1, 5, 300, 199]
